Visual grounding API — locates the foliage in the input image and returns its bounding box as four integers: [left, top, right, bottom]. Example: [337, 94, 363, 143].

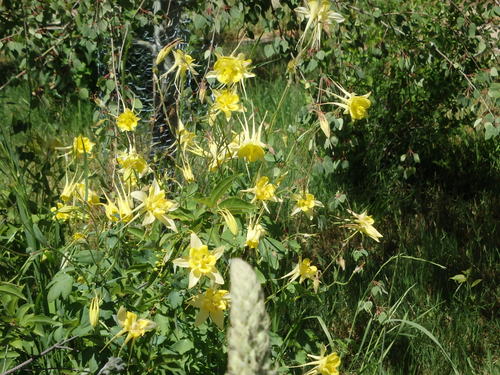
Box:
[0, 1, 498, 375]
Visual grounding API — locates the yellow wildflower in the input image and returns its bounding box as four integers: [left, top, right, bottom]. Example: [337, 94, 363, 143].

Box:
[50, 202, 79, 221]
[245, 223, 266, 249]
[172, 233, 224, 288]
[74, 183, 101, 205]
[116, 108, 140, 132]
[292, 191, 323, 220]
[131, 180, 178, 230]
[218, 208, 238, 235]
[107, 307, 156, 351]
[205, 140, 233, 171]
[236, 119, 266, 162]
[155, 38, 181, 66]
[295, 0, 344, 49]
[345, 210, 383, 242]
[164, 49, 198, 85]
[284, 257, 319, 284]
[180, 161, 195, 183]
[73, 135, 95, 156]
[89, 295, 101, 328]
[117, 148, 150, 185]
[72, 232, 86, 243]
[206, 53, 255, 85]
[60, 175, 78, 202]
[328, 82, 371, 121]
[303, 346, 341, 375]
[188, 288, 230, 329]
[211, 89, 243, 120]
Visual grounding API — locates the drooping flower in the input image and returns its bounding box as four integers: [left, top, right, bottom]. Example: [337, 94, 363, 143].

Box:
[188, 288, 230, 329]
[106, 307, 156, 351]
[302, 346, 341, 375]
[74, 182, 101, 205]
[116, 109, 140, 132]
[60, 175, 78, 202]
[131, 180, 178, 231]
[291, 191, 323, 220]
[172, 233, 224, 288]
[218, 208, 238, 235]
[73, 135, 95, 156]
[236, 119, 266, 162]
[205, 140, 233, 171]
[155, 38, 181, 66]
[164, 49, 199, 85]
[328, 82, 371, 121]
[295, 0, 344, 49]
[211, 89, 244, 121]
[50, 202, 80, 221]
[89, 295, 101, 328]
[345, 210, 383, 242]
[180, 161, 195, 183]
[206, 53, 255, 85]
[245, 223, 266, 249]
[103, 187, 134, 223]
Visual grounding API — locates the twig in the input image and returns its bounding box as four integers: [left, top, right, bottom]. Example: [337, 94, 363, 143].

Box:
[0, 336, 78, 375]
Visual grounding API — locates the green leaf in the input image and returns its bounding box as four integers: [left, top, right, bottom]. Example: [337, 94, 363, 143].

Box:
[218, 197, 255, 213]
[484, 123, 499, 140]
[27, 315, 62, 326]
[0, 282, 26, 300]
[207, 174, 240, 208]
[172, 339, 194, 354]
[449, 274, 467, 283]
[47, 273, 73, 302]
[386, 319, 459, 374]
[74, 250, 104, 264]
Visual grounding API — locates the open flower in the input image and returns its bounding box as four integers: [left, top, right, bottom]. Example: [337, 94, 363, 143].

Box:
[302, 346, 341, 375]
[236, 119, 266, 162]
[132, 180, 178, 231]
[328, 82, 371, 121]
[106, 307, 156, 352]
[206, 53, 255, 85]
[283, 257, 320, 285]
[291, 191, 323, 220]
[245, 222, 266, 249]
[117, 147, 150, 186]
[188, 288, 230, 329]
[172, 233, 224, 288]
[73, 135, 95, 156]
[295, 0, 344, 49]
[116, 109, 140, 132]
[211, 89, 243, 120]
[345, 210, 383, 242]
[164, 49, 198, 86]
[242, 176, 279, 212]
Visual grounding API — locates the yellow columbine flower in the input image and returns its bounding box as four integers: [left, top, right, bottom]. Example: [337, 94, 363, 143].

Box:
[50, 202, 79, 221]
[180, 161, 195, 183]
[173, 233, 224, 288]
[218, 208, 238, 235]
[164, 49, 198, 85]
[117, 148, 150, 185]
[205, 140, 233, 171]
[60, 175, 78, 202]
[72, 232, 86, 243]
[73, 135, 95, 156]
[188, 288, 230, 329]
[89, 295, 101, 328]
[246, 176, 278, 202]
[303, 347, 341, 375]
[284, 257, 319, 284]
[211, 89, 243, 121]
[245, 223, 266, 249]
[236, 119, 266, 162]
[328, 82, 371, 121]
[131, 180, 178, 231]
[74, 183, 101, 205]
[107, 307, 156, 351]
[116, 108, 140, 132]
[295, 0, 344, 49]
[345, 210, 383, 242]
[155, 38, 181, 66]
[291, 191, 323, 220]
[206, 53, 255, 85]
